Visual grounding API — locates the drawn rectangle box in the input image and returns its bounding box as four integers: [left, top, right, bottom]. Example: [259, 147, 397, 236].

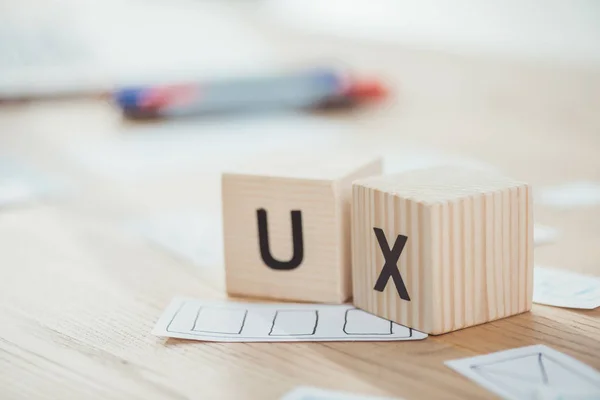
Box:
[344, 309, 393, 335]
[193, 306, 247, 334]
[269, 310, 317, 336]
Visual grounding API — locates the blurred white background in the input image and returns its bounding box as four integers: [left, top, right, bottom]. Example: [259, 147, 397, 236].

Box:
[2, 0, 598, 98]
[261, 0, 600, 66]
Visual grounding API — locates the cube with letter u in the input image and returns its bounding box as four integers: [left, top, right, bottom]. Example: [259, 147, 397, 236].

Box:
[222, 153, 382, 303]
[351, 166, 533, 335]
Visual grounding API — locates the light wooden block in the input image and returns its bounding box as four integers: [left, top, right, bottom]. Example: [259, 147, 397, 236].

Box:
[222, 153, 382, 303]
[351, 166, 533, 335]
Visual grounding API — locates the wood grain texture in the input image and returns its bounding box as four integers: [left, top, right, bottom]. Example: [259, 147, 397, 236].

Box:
[352, 167, 534, 334]
[1, 1, 600, 398]
[222, 155, 382, 303]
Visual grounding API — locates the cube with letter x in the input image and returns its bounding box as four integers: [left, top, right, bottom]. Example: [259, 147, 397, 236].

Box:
[222, 152, 382, 303]
[351, 166, 533, 335]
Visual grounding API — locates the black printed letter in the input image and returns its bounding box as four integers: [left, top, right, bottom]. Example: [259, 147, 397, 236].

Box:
[257, 209, 304, 270]
[373, 228, 410, 301]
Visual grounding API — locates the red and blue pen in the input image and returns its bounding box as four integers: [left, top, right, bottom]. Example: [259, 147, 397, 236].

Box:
[113, 68, 386, 118]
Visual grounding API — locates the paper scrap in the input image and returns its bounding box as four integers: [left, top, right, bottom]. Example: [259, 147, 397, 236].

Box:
[533, 385, 600, 400]
[66, 114, 350, 180]
[127, 210, 223, 268]
[383, 149, 499, 175]
[281, 386, 401, 400]
[534, 224, 559, 246]
[533, 266, 600, 310]
[260, 0, 600, 65]
[0, 158, 64, 207]
[446, 344, 600, 400]
[152, 298, 427, 342]
[0, 0, 277, 98]
[537, 181, 600, 209]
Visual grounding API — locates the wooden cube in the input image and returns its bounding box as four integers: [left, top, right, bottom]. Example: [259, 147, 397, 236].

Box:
[222, 153, 382, 303]
[351, 166, 533, 335]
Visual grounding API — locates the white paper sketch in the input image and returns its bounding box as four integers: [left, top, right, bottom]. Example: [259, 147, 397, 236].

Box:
[533, 385, 600, 400]
[533, 266, 600, 310]
[281, 386, 402, 400]
[534, 225, 559, 246]
[126, 210, 223, 268]
[0, 1, 277, 98]
[537, 181, 600, 209]
[66, 114, 349, 180]
[152, 298, 428, 342]
[383, 148, 499, 176]
[0, 157, 65, 207]
[446, 345, 600, 400]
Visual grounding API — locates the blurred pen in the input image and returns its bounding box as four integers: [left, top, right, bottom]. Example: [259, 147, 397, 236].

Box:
[113, 68, 386, 118]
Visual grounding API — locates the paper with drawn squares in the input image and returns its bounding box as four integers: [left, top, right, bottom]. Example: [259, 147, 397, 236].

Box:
[152, 298, 427, 342]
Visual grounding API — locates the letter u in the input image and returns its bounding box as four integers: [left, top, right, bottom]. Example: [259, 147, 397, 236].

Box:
[256, 208, 304, 270]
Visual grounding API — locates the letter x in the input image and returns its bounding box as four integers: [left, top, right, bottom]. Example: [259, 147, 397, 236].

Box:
[373, 228, 411, 301]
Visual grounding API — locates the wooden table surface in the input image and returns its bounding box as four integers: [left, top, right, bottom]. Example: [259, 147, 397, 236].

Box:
[1, 3, 599, 399]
